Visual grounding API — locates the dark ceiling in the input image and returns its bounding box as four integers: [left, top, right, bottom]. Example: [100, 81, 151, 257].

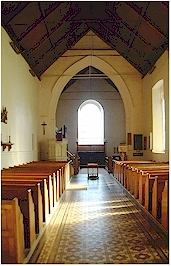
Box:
[1, 1, 169, 80]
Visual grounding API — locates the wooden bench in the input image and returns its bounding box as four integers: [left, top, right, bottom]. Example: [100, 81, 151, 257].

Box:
[1, 198, 25, 263]
[2, 181, 43, 234]
[138, 170, 169, 206]
[2, 187, 36, 249]
[125, 163, 168, 191]
[151, 176, 167, 220]
[112, 160, 169, 230]
[145, 174, 168, 214]
[124, 162, 158, 187]
[9, 161, 67, 169]
[1, 170, 68, 249]
[1, 175, 50, 223]
[14, 160, 73, 194]
[113, 161, 156, 186]
[1, 160, 74, 262]
[105, 156, 113, 173]
[1, 160, 73, 222]
[67, 151, 80, 175]
[130, 166, 169, 198]
[2, 167, 60, 211]
[161, 180, 168, 229]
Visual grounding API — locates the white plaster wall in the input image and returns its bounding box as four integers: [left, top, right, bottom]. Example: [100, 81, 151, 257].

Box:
[1, 28, 39, 168]
[142, 50, 169, 162]
[56, 79, 126, 156]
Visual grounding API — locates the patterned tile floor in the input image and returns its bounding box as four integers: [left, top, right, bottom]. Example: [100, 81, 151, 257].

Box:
[29, 168, 169, 264]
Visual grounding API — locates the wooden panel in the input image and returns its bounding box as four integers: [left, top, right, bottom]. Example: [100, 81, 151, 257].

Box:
[1, 198, 25, 263]
[77, 144, 105, 152]
[161, 180, 168, 229]
[78, 151, 105, 166]
[152, 177, 168, 219]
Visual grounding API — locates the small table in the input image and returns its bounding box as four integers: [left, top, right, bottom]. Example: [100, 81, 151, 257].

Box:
[87, 163, 99, 179]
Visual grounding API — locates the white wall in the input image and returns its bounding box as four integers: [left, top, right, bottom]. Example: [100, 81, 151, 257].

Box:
[56, 79, 126, 156]
[1, 27, 39, 168]
[142, 50, 169, 162]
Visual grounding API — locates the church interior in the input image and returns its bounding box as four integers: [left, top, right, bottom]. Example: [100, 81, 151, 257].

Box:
[1, 1, 169, 264]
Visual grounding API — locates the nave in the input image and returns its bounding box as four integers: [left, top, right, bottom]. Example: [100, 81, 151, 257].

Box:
[29, 168, 168, 264]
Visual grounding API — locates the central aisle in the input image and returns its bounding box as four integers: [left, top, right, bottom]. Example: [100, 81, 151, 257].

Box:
[29, 168, 168, 264]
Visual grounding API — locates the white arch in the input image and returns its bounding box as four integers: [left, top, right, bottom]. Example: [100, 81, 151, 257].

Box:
[48, 56, 133, 137]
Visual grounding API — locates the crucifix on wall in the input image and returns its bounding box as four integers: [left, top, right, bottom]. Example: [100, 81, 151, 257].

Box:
[41, 122, 47, 135]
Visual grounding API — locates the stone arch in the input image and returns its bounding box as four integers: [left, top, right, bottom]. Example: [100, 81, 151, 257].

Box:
[48, 56, 133, 138]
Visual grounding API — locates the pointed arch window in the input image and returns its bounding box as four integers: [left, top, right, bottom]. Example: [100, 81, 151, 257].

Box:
[152, 79, 165, 153]
[78, 100, 104, 145]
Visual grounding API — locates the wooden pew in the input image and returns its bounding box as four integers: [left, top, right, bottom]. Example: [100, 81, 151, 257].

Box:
[8, 161, 66, 168]
[144, 173, 168, 212]
[112, 160, 169, 230]
[161, 180, 168, 229]
[132, 166, 169, 199]
[113, 160, 121, 181]
[138, 170, 169, 205]
[56, 170, 60, 201]
[126, 164, 168, 192]
[1, 160, 73, 222]
[151, 176, 169, 220]
[1, 160, 73, 260]
[1, 160, 74, 265]
[10, 161, 67, 169]
[113, 161, 157, 187]
[1, 198, 25, 264]
[1, 181, 43, 234]
[1, 161, 65, 213]
[105, 156, 113, 173]
[2, 187, 36, 249]
[133, 168, 168, 199]
[1, 175, 50, 223]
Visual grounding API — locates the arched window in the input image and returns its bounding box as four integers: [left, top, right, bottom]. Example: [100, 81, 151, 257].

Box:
[152, 79, 165, 153]
[78, 100, 104, 144]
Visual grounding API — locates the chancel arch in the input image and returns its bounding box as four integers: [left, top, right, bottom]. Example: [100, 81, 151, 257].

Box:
[48, 56, 134, 140]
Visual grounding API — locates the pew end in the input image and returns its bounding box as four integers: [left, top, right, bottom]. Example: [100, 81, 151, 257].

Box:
[1, 198, 25, 263]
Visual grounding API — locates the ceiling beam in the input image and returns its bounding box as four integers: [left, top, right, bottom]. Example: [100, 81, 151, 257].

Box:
[126, 1, 168, 39]
[37, 23, 90, 75]
[87, 22, 147, 75]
